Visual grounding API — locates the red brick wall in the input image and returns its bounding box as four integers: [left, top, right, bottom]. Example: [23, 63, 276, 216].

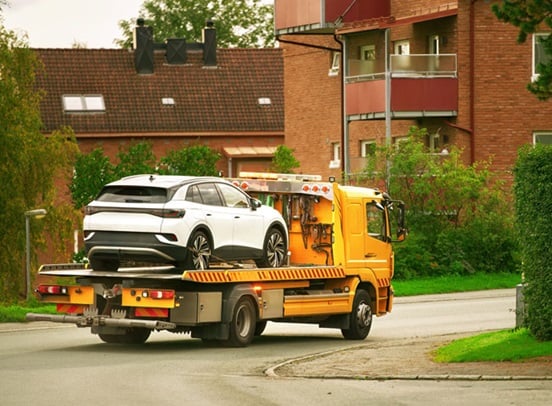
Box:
[281, 35, 343, 179]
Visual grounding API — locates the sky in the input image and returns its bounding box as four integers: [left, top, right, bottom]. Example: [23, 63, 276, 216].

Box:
[2, 0, 144, 48]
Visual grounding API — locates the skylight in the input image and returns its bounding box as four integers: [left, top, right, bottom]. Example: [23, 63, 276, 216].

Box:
[258, 97, 271, 106]
[63, 95, 105, 112]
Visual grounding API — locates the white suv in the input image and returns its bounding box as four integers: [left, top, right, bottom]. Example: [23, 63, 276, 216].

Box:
[83, 175, 288, 271]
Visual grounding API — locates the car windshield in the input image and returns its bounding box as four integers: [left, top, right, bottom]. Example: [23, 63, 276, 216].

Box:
[96, 186, 168, 203]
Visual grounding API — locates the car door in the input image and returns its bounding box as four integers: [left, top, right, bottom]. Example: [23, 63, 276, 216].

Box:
[215, 182, 264, 253]
[194, 182, 235, 251]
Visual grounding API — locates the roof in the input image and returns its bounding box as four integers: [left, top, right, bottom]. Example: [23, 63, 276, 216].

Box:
[34, 48, 284, 135]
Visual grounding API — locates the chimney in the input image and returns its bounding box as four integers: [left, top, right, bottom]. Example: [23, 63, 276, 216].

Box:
[166, 38, 187, 64]
[202, 20, 217, 67]
[134, 18, 154, 74]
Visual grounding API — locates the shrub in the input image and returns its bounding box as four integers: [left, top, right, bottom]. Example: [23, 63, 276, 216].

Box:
[514, 144, 552, 341]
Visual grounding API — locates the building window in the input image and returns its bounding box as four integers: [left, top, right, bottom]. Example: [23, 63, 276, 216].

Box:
[429, 35, 440, 54]
[533, 33, 551, 81]
[360, 140, 376, 157]
[63, 94, 105, 112]
[329, 142, 341, 169]
[534, 131, 552, 145]
[329, 52, 340, 76]
[360, 45, 376, 61]
[394, 40, 410, 55]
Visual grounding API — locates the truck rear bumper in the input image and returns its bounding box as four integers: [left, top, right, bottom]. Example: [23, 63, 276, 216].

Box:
[26, 313, 176, 331]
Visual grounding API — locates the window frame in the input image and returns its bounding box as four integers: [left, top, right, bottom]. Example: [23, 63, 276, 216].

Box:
[532, 33, 551, 81]
[62, 94, 105, 113]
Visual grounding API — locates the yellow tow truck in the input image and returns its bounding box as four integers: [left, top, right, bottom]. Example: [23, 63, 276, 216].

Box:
[27, 173, 406, 347]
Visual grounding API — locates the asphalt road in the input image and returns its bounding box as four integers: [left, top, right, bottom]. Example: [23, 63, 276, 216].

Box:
[1, 289, 550, 405]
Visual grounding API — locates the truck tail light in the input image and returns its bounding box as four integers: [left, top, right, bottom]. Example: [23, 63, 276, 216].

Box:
[37, 285, 68, 295]
[142, 289, 175, 300]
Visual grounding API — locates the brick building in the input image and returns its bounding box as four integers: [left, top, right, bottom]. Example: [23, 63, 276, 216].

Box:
[36, 23, 284, 178]
[275, 0, 552, 184]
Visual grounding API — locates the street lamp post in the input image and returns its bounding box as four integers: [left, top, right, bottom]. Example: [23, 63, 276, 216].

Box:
[25, 209, 47, 300]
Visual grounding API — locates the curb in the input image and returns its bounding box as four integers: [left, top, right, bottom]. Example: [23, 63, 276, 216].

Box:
[264, 347, 552, 381]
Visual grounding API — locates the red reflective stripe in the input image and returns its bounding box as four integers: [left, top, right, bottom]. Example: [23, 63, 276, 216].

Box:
[135, 308, 168, 318]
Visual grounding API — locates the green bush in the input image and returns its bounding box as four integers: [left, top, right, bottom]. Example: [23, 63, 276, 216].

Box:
[365, 127, 519, 280]
[514, 144, 552, 341]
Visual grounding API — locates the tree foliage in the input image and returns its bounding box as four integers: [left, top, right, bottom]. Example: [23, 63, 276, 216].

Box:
[492, 0, 552, 100]
[115, 0, 275, 49]
[159, 144, 221, 176]
[0, 27, 79, 302]
[271, 145, 300, 173]
[514, 144, 552, 341]
[360, 127, 518, 279]
[70, 142, 222, 209]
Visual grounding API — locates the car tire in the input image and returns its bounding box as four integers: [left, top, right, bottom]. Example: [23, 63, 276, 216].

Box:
[255, 227, 287, 268]
[184, 230, 211, 270]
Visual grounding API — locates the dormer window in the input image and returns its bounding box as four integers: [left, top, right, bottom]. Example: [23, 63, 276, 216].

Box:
[63, 94, 105, 112]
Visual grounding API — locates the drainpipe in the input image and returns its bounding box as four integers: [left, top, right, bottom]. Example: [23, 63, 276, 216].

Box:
[469, 0, 476, 164]
[385, 28, 391, 190]
[334, 34, 348, 184]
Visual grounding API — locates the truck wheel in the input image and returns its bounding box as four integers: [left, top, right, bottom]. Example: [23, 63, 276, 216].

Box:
[255, 227, 287, 268]
[341, 289, 372, 340]
[226, 297, 256, 347]
[185, 231, 211, 270]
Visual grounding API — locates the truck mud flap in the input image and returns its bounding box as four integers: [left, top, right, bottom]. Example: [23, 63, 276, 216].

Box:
[26, 313, 176, 331]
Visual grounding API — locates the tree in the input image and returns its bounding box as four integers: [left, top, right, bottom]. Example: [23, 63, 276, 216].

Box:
[159, 144, 221, 176]
[271, 145, 300, 173]
[70, 148, 115, 209]
[360, 127, 518, 279]
[0, 26, 79, 302]
[492, 0, 552, 100]
[115, 0, 275, 49]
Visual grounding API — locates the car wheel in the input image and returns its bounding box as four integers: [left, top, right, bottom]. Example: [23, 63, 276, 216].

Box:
[90, 257, 120, 272]
[185, 231, 211, 270]
[255, 227, 287, 268]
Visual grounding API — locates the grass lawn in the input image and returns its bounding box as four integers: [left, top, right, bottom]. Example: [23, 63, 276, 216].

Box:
[392, 272, 521, 297]
[434, 328, 552, 362]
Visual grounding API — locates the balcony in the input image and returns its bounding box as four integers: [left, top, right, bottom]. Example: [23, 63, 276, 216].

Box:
[345, 54, 458, 119]
[274, 0, 391, 35]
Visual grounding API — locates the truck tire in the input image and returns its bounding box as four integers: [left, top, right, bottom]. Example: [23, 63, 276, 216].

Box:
[185, 230, 211, 270]
[225, 297, 256, 347]
[341, 289, 372, 340]
[255, 227, 287, 268]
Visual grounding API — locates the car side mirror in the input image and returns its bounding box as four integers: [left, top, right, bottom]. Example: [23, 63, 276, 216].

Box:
[250, 198, 262, 210]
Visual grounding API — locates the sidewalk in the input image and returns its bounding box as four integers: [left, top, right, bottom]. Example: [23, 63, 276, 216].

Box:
[267, 333, 552, 381]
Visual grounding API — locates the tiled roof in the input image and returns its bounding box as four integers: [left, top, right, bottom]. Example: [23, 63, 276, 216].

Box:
[35, 48, 284, 135]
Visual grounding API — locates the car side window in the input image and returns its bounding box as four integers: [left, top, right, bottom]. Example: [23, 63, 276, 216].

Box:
[196, 183, 223, 206]
[217, 183, 250, 208]
[184, 185, 203, 204]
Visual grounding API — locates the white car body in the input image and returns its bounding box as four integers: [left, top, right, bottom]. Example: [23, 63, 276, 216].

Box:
[83, 175, 288, 271]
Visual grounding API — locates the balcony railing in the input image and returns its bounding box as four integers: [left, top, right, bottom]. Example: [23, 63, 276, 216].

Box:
[346, 54, 457, 82]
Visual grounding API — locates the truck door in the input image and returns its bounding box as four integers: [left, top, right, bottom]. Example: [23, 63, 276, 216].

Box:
[363, 200, 392, 275]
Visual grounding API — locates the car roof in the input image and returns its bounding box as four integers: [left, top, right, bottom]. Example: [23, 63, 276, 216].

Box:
[107, 174, 227, 189]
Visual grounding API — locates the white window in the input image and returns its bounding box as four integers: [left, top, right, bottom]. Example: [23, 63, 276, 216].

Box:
[360, 45, 376, 61]
[394, 40, 410, 55]
[533, 131, 552, 145]
[329, 52, 340, 76]
[63, 94, 105, 112]
[360, 140, 376, 157]
[532, 33, 551, 81]
[329, 142, 341, 169]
